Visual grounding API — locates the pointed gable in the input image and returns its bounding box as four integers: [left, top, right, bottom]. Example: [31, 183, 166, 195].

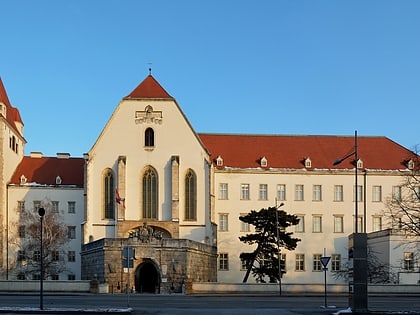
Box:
[0, 77, 24, 136]
[125, 75, 173, 99]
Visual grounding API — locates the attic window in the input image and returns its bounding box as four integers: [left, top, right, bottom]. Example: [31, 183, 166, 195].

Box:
[20, 175, 27, 185]
[304, 157, 312, 168]
[56, 176, 62, 185]
[260, 156, 268, 167]
[407, 159, 415, 170]
[216, 156, 223, 167]
[356, 158, 363, 169]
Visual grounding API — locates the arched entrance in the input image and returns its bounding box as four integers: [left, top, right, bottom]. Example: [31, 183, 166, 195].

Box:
[135, 260, 160, 293]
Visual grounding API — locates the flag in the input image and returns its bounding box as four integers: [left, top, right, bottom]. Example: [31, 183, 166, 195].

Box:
[116, 188, 125, 208]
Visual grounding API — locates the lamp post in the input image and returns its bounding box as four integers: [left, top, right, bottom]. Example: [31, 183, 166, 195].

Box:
[275, 199, 284, 296]
[38, 207, 45, 310]
[333, 130, 368, 313]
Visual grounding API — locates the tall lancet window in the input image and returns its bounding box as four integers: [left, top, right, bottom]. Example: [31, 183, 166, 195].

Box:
[145, 128, 155, 147]
[142, 166, 158, 219]
[103, 169, 115, 219]
[185, 169, 197, 221]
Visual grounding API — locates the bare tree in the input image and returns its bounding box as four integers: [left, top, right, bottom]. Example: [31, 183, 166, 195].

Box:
[8, 199, 70, 280]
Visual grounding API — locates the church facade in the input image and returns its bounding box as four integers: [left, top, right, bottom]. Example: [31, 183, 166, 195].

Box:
[0, 74, 418, 291]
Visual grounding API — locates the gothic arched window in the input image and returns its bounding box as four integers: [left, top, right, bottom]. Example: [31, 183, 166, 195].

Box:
[103, 169, 115, 219]
[185, 169, 197, 221]
[145, 128, 155, 147]
[142, 167, 158, 219]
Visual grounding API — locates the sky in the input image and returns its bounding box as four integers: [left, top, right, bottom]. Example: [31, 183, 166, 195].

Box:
[1, 1, 420, 157]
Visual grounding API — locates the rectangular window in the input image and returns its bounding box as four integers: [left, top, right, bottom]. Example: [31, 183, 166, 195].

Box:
[354, 185, 363, 202]
[334, 185, 343, 202]
[295, 185, 304, 201]
[392, 186, 402, 202]
[17, 273, 25, 280]
[259, 184, 268, 200]
[68, 201, 76, 214]
[240, 213, 250, 232]
[313, 254, 322, 271]
[68, 274, 76, 281]
[356, 216, 364, 233]
[33, 200, 41, 211]
[240, 257, 248, 270]
[312, 185, 322, 201]
[52, 250, 59, 261]
[240, 184, 250, 200]
[333, 215, 344, 233]
[295, 254, 305, 271]
[52, 201, 59, 212]
[331, 254, 341, 272]
[32, 274, 41, 281]
[51, 274, 59, 280]
[392, 217, 403, 230]
[404, 252, 414, 270]
[17, 250, 25, 262]
[219, 253, 229, 270]
[68, 226, 76, 239]
[18, 225, 26, 238]
[280, 253, 286, 273]
[277, 184, 286, 201]
[68, 251, 76, 262]
[312, 215, 322, 233]
[295, 215, 305, 233]
[372, 216, 382, 232]
[218, 183, 228, 200]
[219, 214, 228, 231]
[18, 201, 25, 212]
[33, 250, 41, 262]
[372, 186, 382, 202]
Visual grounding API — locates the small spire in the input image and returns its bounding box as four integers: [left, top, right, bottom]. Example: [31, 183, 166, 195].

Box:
[148, 62, 152, 75]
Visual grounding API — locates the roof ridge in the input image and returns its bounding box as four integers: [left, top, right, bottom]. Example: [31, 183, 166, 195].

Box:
[125, 75, 173, 99]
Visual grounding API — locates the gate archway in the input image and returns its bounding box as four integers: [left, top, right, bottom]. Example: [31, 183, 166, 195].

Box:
[135, 260, 160, 293]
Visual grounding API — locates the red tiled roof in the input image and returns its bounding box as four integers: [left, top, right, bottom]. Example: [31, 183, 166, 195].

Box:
[9, 156, 85, 186]
[0, 77, 24, 136]
[198, 133, 415, 170]
[125, 75, 173, 99]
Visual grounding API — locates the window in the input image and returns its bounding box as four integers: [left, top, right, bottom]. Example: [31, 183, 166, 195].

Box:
[356, 216, 364, 233]
[331, 254, 341, 272]
[312, 215, 322, 233]
[334, 215, 344, 233]
[313, 254, 322, 271]
[240, 257, 249, 270]
[372, 186, 382, 202]
[142, 167, 158, 219]
[33, 250, 41, 262]
[241, 184, 250, 200]
[219, 253, 229, 270]
[145, 127, 154, 147]
[18, 225, 26, 238]
[259, 184, 268, 200]
[17, 273, 25, 280]
[392, 186, 402, 202]
[68, 274, 76, 281]
[52, 250, 59, 261]
[295, 254, 305, 271]
[218, 183, 228, 200]
[312, 185, 322, 201]
[68, 226, 76, 239]
[68, 201, 76, 214]
[412, 186, 420, 202]
[219, 214, 228, 231]
[334, 185, 343, 202]
[185, 169, 197, 221]
[33, 200, 41, 211]
[32, 274, 41, 280]
[295, 215, 305, 233]
[51, 274, 59, 280]
[372, 216, 382, 232]
[240, 213, 250, 232]
[403, 252, 414, 271]
[295, 185, 304, 201]
[277, 184, 286, 201]
[392, 217, 403, 230]
[68, 251, 76, 262]
[18, 201, 25, 212]
[103, 169, 115, 219]
[354, 185, 363, 202]
[52, 201, 59, 212]
[280, 253, 286, 273]
[17, 250, 25, 262]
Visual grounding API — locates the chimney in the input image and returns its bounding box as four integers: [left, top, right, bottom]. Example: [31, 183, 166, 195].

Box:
[57, 152, 71, 159]
[30, 152, 43, 158]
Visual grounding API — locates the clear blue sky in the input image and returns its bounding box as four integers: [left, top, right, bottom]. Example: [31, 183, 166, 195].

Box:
[1, 1, 419, 157]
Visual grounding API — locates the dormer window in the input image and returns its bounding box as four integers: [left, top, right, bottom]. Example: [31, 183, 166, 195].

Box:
[260, 156, 268, 167]
[407, 159, 415, 170]
[304, 157, 312, 168]
[20, 175, 27, 185]
[216, 156, 223, 167]
[56, 176, 62, 185]
[356, 158, 363, 169]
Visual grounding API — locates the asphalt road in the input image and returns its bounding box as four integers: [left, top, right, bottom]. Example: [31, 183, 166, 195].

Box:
[0, 293, 419, 315]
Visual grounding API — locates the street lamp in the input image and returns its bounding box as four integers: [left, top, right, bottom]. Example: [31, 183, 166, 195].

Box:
[38, 207, 45, 310]
[275, 199, 284, 296]
[333, 130, 368, 313]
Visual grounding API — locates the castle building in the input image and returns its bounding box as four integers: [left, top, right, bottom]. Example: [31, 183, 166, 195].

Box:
[0, 73, 418, 291]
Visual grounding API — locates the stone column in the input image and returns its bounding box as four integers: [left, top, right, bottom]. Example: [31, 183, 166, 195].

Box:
[117, 156, 126, 221]
[171, 156, 179, 222]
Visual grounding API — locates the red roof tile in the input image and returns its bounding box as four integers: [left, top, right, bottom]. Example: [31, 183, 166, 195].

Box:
[9, 156, 85, 186]
[198, 133, 415, 170]
[125, 75, 173, 99]
[0, 77, 24, 135]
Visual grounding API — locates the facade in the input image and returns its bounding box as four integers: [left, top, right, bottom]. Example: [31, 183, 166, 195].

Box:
[0, 74, 418, 289]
